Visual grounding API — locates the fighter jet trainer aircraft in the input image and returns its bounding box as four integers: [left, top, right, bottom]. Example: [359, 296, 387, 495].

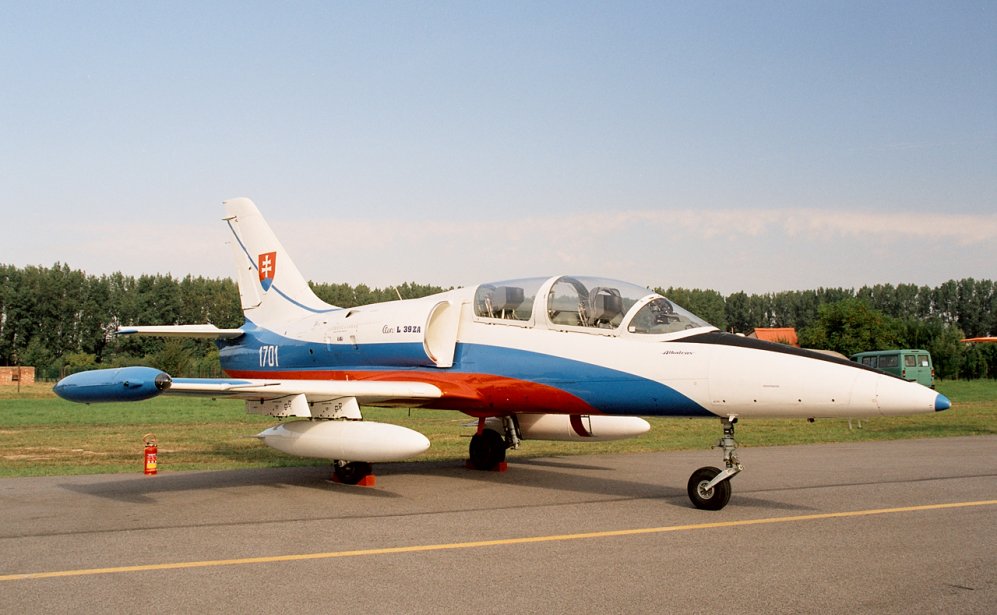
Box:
[55, 198, 950, 510]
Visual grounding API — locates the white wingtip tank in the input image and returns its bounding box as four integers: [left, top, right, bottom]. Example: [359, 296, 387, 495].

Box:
[223, 197, 336, 326]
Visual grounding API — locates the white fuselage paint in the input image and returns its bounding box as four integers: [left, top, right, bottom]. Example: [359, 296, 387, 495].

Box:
[238, 277, 942, 420]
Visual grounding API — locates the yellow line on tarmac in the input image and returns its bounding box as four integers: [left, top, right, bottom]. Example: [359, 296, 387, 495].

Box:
[3, 499, 995, 582]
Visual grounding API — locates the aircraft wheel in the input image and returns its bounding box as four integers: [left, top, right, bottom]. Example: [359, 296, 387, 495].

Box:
[687, 466, 731, 511]
[469, 429, 506, 470]
[334, 461, 373, 485]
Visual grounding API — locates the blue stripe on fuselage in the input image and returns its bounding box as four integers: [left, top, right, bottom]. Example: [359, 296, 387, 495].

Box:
[218, 322, 712, 417]
[460, 344, 711, 417]
[217, 321, 436, 369]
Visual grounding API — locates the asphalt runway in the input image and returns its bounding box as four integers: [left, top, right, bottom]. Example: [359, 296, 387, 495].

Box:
[1, 436, 995, 614]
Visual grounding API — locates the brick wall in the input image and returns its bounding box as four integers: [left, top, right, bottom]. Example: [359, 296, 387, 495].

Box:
[0, 367, 36, 386]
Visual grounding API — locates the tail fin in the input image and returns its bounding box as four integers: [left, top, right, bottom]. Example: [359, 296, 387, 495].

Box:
[223, 198, 336, 325]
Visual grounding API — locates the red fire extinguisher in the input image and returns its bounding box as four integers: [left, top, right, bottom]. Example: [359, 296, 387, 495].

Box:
[143, 433, 158, 475]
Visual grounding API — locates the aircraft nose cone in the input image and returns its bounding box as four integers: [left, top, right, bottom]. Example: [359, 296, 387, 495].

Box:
[934, 393, 951, 412]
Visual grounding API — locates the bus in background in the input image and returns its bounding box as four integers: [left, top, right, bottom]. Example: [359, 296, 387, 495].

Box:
[850, 349, 935, 388]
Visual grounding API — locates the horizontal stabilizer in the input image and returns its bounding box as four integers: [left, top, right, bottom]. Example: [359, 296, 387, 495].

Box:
[116, 325, 245, 339]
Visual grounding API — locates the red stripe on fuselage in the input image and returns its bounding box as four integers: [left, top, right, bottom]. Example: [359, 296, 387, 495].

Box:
[223, 369, 599, 417]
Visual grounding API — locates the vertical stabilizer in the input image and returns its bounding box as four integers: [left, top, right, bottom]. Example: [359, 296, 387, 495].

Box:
[223, 198, 337, 325]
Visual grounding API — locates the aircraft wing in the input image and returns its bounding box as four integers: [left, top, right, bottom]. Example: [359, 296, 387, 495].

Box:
[167, 377, 443, 405]
[53, 366, 443, 407]
[116, 325, 245, 339]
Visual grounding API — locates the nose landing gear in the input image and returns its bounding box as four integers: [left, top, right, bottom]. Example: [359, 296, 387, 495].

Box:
[687, 416, 741, 510]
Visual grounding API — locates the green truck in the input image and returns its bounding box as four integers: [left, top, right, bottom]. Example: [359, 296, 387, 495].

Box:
[850, 349, 935, 388]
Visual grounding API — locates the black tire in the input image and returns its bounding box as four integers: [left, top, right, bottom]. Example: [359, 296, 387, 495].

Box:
[468, 429, 507, 470]
[687, 466, 732, 511]
[334, 461, 373, 485]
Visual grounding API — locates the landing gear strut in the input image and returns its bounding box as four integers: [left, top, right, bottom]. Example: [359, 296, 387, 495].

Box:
[687, 416, 742, 510]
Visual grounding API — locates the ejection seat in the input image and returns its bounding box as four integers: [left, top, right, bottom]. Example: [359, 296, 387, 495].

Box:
[489, 286, 525, 319]
[588, 287, 624, 327]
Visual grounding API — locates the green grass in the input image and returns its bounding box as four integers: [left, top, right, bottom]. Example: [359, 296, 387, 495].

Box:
[1, 380, 994, 477]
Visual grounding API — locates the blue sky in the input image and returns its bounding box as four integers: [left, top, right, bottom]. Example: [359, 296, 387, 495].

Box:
[2, 1, 994, 294]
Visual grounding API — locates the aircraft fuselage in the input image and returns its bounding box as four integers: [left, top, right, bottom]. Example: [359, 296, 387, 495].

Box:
[216, 277, 945, 421]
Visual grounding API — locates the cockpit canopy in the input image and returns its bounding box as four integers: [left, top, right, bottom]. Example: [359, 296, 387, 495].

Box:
[473, 275, 712, 335]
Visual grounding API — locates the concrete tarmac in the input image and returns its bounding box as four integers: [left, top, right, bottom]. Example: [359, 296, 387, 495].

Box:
[1, 436, 995, 614]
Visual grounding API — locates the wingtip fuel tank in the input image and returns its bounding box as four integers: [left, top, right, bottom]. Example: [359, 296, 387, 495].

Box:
[54, 367, 172, 404]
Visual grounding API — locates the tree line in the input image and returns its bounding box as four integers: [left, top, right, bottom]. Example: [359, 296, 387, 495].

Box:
[661, 279, 997, 379]
[1, 263, 994, 380]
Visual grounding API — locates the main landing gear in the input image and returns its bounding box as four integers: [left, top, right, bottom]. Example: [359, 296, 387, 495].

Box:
[468, 416, 519, 471]
[687, 416, 742, 511]
[333, 460, 373, 485]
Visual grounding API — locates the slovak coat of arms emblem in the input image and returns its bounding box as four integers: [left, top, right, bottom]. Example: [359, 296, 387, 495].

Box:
[258, 252, 277, 292]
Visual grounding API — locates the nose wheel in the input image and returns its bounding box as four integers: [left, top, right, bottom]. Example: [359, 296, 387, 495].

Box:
[688, 466, 732, 510]
[687, 417, 741, 510]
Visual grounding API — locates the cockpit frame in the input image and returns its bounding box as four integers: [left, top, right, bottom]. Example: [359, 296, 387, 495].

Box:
[472, 275, 714, 338]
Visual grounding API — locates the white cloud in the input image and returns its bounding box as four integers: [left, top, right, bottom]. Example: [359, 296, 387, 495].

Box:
[20, 207, 996, 294]
[593, 209, 997, 245]
[287, 208, 997, 247]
